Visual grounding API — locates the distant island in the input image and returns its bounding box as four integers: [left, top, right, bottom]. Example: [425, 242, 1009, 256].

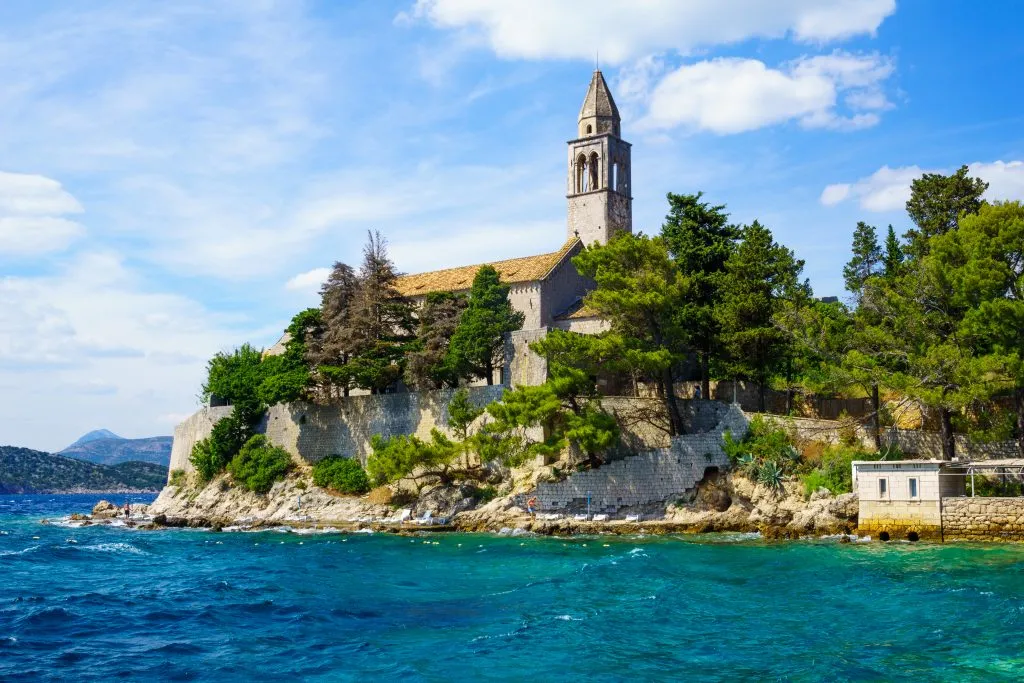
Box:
[59, 429, 173, 467]
[0, 440, 168, 494]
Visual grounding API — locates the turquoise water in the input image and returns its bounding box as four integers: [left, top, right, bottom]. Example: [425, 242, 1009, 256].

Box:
[3, 496, 1024, 681]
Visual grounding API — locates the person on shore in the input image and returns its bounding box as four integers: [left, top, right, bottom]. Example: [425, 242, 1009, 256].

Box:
[123, 502, 131, 520]
[526, 497, 537, 516]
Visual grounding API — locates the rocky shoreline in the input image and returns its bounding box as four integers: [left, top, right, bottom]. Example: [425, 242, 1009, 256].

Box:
[62, 470, 860, 539]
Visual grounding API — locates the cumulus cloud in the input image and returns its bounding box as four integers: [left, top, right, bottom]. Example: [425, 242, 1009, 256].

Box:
[820, 161, 1024, 212]
[285, 267, 330, 293]
[407, 0, 896, 62]
[641, 52, 893, 134]
[0, 171, 85, 254]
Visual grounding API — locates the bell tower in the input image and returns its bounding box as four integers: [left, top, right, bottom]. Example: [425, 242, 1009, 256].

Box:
[567, 70, 632, 246]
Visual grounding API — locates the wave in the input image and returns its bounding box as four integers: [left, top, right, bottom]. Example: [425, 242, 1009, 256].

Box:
[76, 542, 147, 555]
[0, 545, 40, 557]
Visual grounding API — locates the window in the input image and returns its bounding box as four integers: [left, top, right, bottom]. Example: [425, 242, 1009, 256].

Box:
[878, 478, 887, 498]
[586, 124, 592, 134]
[909, 478, 919, 499]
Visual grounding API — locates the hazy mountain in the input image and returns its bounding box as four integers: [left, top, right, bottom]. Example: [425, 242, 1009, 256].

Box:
[66, 429, 122, 448]
[60, 434, 172, 467]
[0, 446, 166, 493]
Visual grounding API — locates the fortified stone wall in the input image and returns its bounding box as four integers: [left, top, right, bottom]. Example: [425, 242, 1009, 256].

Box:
[168, 406, 234, 474]
[504, 329, 548, 388]
[533, 404, 748, 516]
[941, 498, 1024, 542]
[167, 386, 507, 478]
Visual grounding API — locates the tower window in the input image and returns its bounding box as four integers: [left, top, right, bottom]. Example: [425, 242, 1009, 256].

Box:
[589, 152, 600, 191]
[576, 154, 587, 193]
[612, 162, 619, 191]
[586, 124, 592, 134]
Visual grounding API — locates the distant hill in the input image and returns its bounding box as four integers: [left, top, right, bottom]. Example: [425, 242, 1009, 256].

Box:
[0, 446, 167, 494]
[60, 434, 172, 467]
[66, 429, 122, 448]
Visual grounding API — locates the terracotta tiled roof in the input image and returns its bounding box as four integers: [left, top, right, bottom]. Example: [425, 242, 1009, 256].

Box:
[395, 238, 581, 297]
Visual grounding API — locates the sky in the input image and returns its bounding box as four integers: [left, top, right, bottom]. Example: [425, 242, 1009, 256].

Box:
[2, 0, 1024, 451]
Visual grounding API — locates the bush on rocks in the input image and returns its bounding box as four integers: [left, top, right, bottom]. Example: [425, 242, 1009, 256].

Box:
[312, 455, 371, 495]
[227, 435, 292, 494]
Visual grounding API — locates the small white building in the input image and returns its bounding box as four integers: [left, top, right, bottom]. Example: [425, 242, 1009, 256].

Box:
[852, 460, 965, 540]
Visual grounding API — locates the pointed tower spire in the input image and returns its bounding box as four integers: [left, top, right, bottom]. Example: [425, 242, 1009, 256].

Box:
[578, 70, 620, 138]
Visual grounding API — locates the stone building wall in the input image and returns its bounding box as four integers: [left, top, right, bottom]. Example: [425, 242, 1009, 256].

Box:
[504, 329, 549, 388]
[941, 498, 1024, 542]
[533, 404, 748, 516]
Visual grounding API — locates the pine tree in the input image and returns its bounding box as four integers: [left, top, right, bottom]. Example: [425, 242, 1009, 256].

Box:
[346, 231, 415, 394]
[881, 225, 905, 280]
[405, 291, 466, 390]
[904, 165, 988, 258]
[659, 191, 740, 400]
[572, 234, 689, 435]
[310, 261, 360, 396]
[448, 266, 524, 385]
[716, 220, 808, 412]
[842, 221, 882, 299]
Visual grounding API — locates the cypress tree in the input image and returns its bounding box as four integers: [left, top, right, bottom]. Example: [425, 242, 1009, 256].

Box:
[448, 265, 524, 385]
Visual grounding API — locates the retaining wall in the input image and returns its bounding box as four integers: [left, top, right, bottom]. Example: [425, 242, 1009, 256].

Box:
[168, 406, 234, 474]
[941, 497, 1024, 542]
[533, 404, 748, 516]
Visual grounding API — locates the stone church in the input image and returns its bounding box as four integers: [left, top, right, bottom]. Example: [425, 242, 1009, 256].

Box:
[394, 70, 632, 337]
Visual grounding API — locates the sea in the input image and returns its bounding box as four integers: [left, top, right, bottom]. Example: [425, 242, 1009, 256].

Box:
[2, 495, 1024, 681]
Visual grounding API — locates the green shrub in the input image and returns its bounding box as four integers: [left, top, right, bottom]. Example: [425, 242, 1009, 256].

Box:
[969, 474, 1024, 497]
[169, 469, 187, 487]
[312, 455, 371, 494]
[227, 435, 292, 494]
[800, 443, 878, 496]
[473, 485, 498, 503]
[189, 408, 259, 483]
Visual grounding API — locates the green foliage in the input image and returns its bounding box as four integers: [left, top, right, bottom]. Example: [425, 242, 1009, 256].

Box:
[448, 265, 524, 385]
[882, 225, 905, 279]
[312, 455, 370, 494]
[405, 292, 466, 389]
[969, 474, 1024, 497]
[472, 485, 498, 503]
[189, 409, 257, 483]
[904, 165, 988, 257]
[169, 469, 186, 487]
[800, 444, 879, 497]
[202, 344, 264, 411]
[0, 446, 167, 493]
[724, 416, 798, 467]
[573, 233, 690, 434]
[227, 435, 292, 494]
[843, 221, 882, 298]
[366, 429, 459, 488]
[447, 389, 483, 441]
[716, 220, 809, 411]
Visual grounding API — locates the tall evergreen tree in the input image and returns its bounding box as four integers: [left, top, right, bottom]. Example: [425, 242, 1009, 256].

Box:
[448, 266, 524, 385]
[842, 221, 882, 299]
[881, 225, 905, 280]
[659, 191, 740, 399]
[346, 231, 415, 394]
[904, 165, 988, 258]
[573, 234, 690, 435]
[310, 261, 360, 396]
[405, 291, 466, 390]
[716, 220, 808, 412]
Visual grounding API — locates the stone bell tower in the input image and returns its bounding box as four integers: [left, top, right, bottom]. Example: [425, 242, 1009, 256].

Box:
[566, 70, 632, 246]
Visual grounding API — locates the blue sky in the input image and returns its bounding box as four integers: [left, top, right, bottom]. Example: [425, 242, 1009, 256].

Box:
[2, 0, 1023, 451]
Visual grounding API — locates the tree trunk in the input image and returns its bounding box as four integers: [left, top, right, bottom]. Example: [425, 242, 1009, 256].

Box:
[485, 357, 494, 386]
[662, 368, 683, 436]
[939, 407, 955, 461]
[699, 349, 710, 401]
[1016, 386, 1024, 459]
[871, 383, 882, 451]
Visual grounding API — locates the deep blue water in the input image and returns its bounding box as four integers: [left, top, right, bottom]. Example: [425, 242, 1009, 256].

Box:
[3, 496, 1024, 681]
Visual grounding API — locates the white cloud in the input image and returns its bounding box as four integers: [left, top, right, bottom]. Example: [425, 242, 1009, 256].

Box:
[820, 161, 1024, 212]
[641, 53, 893, 134]
[408, 0, 896, 63]
[0, 171, 85, 254]
[285, 267, 330, 293]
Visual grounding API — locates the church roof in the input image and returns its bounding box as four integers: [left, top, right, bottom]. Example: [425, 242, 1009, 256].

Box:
[395, 238, 582, 297]
[578, 70, 620, 123]
[555, 299, 602, 321]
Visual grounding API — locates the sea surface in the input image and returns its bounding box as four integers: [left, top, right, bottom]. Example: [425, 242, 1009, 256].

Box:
[2, 495, 1024, 681]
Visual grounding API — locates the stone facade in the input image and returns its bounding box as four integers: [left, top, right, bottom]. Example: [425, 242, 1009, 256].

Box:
[533, 404, 748, 516]
[168, 406, 234, 474]
[941, 497, 1024, 541]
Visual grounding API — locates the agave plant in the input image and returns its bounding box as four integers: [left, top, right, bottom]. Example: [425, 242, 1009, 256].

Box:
[736, 453, 757, 476]
[757, 460, 785, 491]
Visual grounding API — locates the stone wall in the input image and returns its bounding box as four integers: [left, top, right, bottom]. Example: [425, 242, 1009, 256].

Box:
[884, 429, 1019, 461]
[167, 386, 507, 477]
[858, 500, 943, 540]
[504, 329, 549, 388]
[168, 406, 234, 474]
[941, 497, 1024, 542]
[533, 404, 748, 516]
